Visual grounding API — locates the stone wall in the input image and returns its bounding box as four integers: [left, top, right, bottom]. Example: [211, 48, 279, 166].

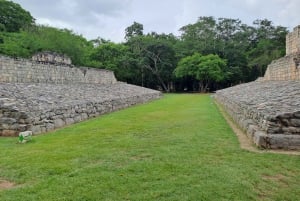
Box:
[286, 25, 300, 55]
[0, 54, 162, 136]
[0, 82, 161, 136]
[0, 55, 117, 84]
[215, 25, 300, 150]
[32, 52, 72, 65]
[264, 53, 300, 81]
[215, 81, 300, 150]
[263, 25, 300, 81]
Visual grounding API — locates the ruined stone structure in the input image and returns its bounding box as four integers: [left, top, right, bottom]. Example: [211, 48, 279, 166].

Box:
[264, 25, 300, 81]
[215, 26, 300, 150]
[0, 54, 161, 136]
[286, 25, 300, 55]
[0, 55, 116, 84]
[32, 51, 72, 65]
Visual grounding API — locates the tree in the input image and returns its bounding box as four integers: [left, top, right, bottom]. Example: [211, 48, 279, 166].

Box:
[89, 42, 135, 82]
[0, 25, 94, 66]
[175, 53, 226, 92]
[125, 33, 177, 92]
[0, 0, 35, 32]
[140, 36, 176, 92]
[179, 16, 217, 55]
[125, 21, 143, 41]
[246, 19, 288, 78]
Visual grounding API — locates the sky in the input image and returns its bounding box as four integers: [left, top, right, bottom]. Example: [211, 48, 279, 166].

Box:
[11, 0, 300, 42]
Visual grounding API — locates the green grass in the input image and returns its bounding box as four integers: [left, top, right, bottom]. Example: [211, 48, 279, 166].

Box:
[0, 94, 299, 201]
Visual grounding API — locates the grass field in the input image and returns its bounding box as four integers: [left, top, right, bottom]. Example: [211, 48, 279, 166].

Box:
[0, 94, 299, 201]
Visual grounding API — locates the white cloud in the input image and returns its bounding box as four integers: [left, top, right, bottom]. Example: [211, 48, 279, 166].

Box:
[11, 0, 300, 42]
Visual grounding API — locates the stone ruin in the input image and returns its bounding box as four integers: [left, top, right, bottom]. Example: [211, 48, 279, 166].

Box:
[0, 52, 161, 136]
[32, 51, 72, 65]
[215, 25, 300, 150]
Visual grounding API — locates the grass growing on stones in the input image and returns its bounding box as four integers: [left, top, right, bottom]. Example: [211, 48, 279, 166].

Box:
[0, 94, 299, 201]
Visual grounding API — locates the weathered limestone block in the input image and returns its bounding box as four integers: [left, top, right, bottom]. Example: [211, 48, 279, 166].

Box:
[0, 54, 161, 136]
[0, 54, 117, 84]
[215, 81, 300, 150]
[0, 82, 161, 136]
[54, 119, 65, 129]
[286, 25, 300, 55]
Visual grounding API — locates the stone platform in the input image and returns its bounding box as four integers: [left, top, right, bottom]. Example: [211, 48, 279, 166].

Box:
[0, 82, 161, 136]
[214, 80, 300, 150]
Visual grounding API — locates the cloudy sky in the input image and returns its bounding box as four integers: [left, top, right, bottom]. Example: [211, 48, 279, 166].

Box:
[12, 0, 300, 42]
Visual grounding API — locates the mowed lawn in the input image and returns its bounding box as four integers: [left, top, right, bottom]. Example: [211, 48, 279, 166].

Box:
[0, 94, 299, 201]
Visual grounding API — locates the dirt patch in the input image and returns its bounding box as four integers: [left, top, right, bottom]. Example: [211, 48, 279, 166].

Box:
[214, 100, 300, 155]
[0, 180, 15, 190]
[262, 174, 287, 181]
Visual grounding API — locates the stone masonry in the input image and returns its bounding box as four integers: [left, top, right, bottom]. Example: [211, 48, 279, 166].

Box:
[264, 25, 300, 81]
[0, 54, 161, 136]
[215, 25, 300, 150]
[0, 54, 117, 84]
[286, 25, 300, 55]
[215, 81, 300, 149]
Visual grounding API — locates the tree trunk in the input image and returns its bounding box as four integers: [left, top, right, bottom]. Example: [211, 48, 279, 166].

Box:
[156, 74, 169, 92]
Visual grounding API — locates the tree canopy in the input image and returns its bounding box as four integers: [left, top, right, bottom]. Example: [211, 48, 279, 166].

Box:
[0, 2, 289, 92]
[175, 53, 226, 92]
[0, 0, 34, 32]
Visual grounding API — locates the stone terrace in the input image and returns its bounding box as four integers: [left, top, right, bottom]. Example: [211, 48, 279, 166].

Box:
[0, 82, 161, 136]
[215, 81, 300, 150]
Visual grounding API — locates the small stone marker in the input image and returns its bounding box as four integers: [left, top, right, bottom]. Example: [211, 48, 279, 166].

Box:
[18, 131, 32, 143]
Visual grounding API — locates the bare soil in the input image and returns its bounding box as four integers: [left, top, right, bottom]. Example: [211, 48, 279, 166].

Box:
[0, 180, 15, 190]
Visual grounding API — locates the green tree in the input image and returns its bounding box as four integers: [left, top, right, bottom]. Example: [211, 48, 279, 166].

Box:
[175, 53, 226, 92]
[126, 33, 177, 91]
[247, 19, 287, 78]
[0, 25, 94, 66]
[125, 21, 143, 41]
[0, 0, 35, 32]
[89, 42, 135, 81]
[179, 16, 217, 55]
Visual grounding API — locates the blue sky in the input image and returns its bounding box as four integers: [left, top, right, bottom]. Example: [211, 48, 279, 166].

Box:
[12, 0, 300, 42]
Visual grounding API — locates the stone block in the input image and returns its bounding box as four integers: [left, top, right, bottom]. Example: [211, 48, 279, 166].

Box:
[74, 115, 82, 123]
[247, 124, 258, 137]
[54, 119, 65, 128]
[65, 118, 75, 125]
[290, 119, 300, 127]
[253, 131, 267, 148]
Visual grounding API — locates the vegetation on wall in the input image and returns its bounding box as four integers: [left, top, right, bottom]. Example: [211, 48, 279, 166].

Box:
[0, 0, 288, 92]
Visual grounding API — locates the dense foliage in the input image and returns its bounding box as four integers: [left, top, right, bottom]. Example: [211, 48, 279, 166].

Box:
[0, 0, 34, 32]
[0, 1, 288, 92]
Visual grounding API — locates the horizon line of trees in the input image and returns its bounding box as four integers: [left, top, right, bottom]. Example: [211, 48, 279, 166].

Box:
[0, 0, 288, 92]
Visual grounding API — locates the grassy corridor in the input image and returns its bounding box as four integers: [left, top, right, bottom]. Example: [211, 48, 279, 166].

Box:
[0, 94, 299, 201]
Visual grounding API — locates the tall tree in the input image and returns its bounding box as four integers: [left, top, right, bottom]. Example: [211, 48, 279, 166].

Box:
[125, 21, 143, 41]
[175, 53, 226, 92]
[0, 0, 35, 32]
[179, 16, 217, 55]
[89, 42, 137, 82]
[247, 19, 288, 78]
[141, 35, 176, 92]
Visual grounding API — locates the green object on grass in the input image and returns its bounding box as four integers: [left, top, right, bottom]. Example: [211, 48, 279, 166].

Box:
[18, 135, 24, 142]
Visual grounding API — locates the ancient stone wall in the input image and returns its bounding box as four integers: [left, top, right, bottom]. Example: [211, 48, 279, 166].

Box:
[263, 26, 300, 81]
[215, 81, 300, 150]
[264, 53, 300, 80]
[32, 51, 72, 65]
[286, 25, 300, 55]
[215, 25, 300, 150]
[0, 55, 117, 84]
[0, 82, 161, 136]
[0, 54, 161, 136]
